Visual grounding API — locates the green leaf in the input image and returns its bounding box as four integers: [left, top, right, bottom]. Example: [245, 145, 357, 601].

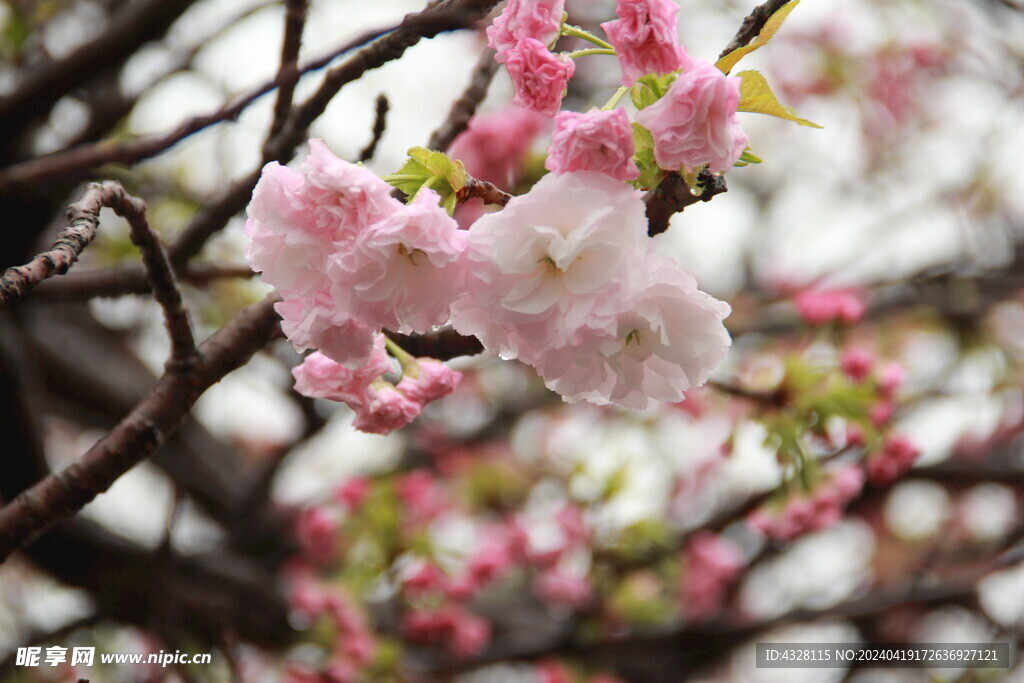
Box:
[383, 147, 467, 214]
[737, 148, 763, 165]
[629, 72, 678, 111]
[736, 70, 823, 128]
[716, 0, 801, 75]
[630, 123, 664, 189]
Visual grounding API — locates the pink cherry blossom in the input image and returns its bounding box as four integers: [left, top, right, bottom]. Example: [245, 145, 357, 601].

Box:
[448, 106, 548, 187]
[402, 606, 491, 659]
[275, 296, 376, 368]
[534, 567, 593, 608]
[601, 0, 684, 86]
[330, 189, 466, 335]
[351, 382, 422, 435]
[335, 477, 371, 509]
[504, 38, 575, 117]
[397, 359, 462, 405]
[402, 561, 446, 597]
[545, 108, 639, 181]
[452, 171, 649, 362]
[635, 53, 747, 173]
[486, 0, 566, 63]
[878, 362, 906, 397]
[841, 346, 874, 382]
[681, 531, 743, 619]
[534, 250, 732, 409]
[291, 336, 392, 405]
[396, 470, 448, 523]
[294, 507, 338, 563]
[793, 288, 866, 325]
[867, 434, 921, 485]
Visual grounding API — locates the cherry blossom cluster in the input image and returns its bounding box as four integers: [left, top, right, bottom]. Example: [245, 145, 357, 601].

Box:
[488, 0, 749, 176]
[243, 0, 824, 429]
[283, 566, 378, 682]
[748, 466, 866, 541]
[679, 531, 744, 620]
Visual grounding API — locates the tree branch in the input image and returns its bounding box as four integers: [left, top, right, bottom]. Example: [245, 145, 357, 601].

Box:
[428, 48, 501, 152]
[116, 190, 198, 365]
[169, 0, 502, 266]
[0, 293, 283, 563]
[0, 0, 197, 141]
[264, 0, 309, 147]
[0, 181, 117, 307]
[0, 20, 396, 189]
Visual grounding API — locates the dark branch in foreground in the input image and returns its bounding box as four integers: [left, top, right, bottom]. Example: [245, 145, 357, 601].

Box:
[645, 170, 728, 236]
[719, 0, 792, 60]
[0, 293, 283, 562]
[0, 182, 115, 307]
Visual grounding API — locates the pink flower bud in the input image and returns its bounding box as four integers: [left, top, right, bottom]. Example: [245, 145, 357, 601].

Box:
[534, 568, 593, 608]
[351, 383, 422, 435]
[794, 289, 865, 325]
[295, 507, 338, 563]
[505, 38, 575, 117]
[396, 359, 462, 405]
[840, 347, 874, 382]
[335, 477, 371, 509]
[879, 362, 906, 397]
[869, 400, 894, 427]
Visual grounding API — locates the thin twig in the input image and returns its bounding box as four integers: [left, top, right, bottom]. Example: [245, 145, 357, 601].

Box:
[0, 22, 396, 189]
[29, 263, 254, 302]
[458, 176, 513, 206]
[115, 189, 198, 365]
[358, 94, 390, 163]
[264, 0, 309, 147]
[427, 48, 500, 152]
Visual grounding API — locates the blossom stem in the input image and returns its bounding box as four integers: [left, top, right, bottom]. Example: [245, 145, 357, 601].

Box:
[384, 336, 418, 375]
[566, 48, 617, 60]
[601, 86, 629, 111]
[560, 24, 614, 50]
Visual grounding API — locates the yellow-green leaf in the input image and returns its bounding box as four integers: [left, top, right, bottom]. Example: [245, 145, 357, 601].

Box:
[716, 0, 801, 75]
[736, 70, 823, 128]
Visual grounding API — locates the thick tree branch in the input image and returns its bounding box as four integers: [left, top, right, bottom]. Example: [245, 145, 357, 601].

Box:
[428, 48, 501, 153]
[0, 293, 283, 563]
[29, 263, 254, 302]
[0, 182, 115, 307]
[645, 170, 728, 237]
